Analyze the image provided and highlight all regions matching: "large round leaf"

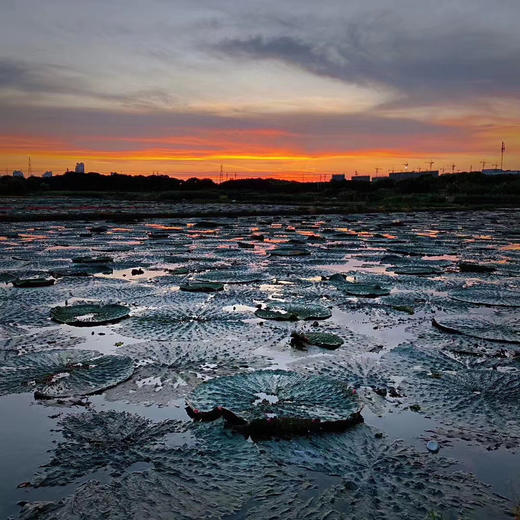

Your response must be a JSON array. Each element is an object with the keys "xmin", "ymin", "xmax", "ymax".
[
  {"xmin": 450, "ymin": 287, "xmax": 520, "ymax": 308},
  {"xmin": 51, "ymin": 303, "xmax": 130, "ymax": 326},
  {"xmin": 179, "ymin": 281, "xmax": 224, "ymax": 292},
  {"xmin": 190, "ymin": 369, "xmax": 358, "ymax": 421},
  {"xmin": 433, "ymin": 315, "xmax": 520, "ymax": 344},
  {"xmin": 0, "ymin": 349, "xmax": 134, "ymax": 398},
  {"xmin": 255, "ymin": 303, "xmax": 331, "ymax": 321}
]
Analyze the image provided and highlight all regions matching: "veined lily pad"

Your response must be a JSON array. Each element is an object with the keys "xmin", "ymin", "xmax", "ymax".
[
  {"xmin": 387, "ymin": 346, "xmax": 520, "ymax": 432},
  {"xmin": 450, "ymin": 287, "xmax": 520, "ymax": 308},
  {"xmin": 197, "ymin": 270, "xmax": 265, "ymax": 284},
  {"xmin": 20, "ymin": 424, "xmax": 264, "ymax": 520},
  {"xmin": 72, "ymin": 255, "xmax": 114, "ymax": 264},
  {"xmin": 50, "ymin": 265, "xmax": 112, "ymax": 277},
  {"xmin": 33, "ymin": 411, "xmax": 183, "ymax": 486},
  {"xmin": 255, "ymin": 303, "xmax": 331, "ymax": 321},
  {"xmin": 433, "ymin": 314, "xmax": 520, "ymax": 344},
  {"xmin": 391, "ymin": 265, "xmax": 442, "ymax": 276},
  {"xmin": 0, "ymin": 349, "xmax": 134, "ymax": 398},
  {"xmin": 251, "ymin": 426, "xmax": 509, "ymax": 520},
  {"xmin": 51, "ymin": 303, "xmax": 131, "ymax": 326},
  {"xmin": 166, "ymin": 266, "xmax": 189, "ymax": 275},
  {"xmin": 12, "ymin": 277, "xmax": 55, "ymax": 288},
  {"xmin": 119, "ymin": 302, "xmax": 248, "ymax": 342},
  {"xmin": 179, "ymin": 281, "xmax": 224, "ymax": 292},
  {"xmin": 190, "ymin": 369, "xmax": 358, "ymax": 421},
  {"xmin": 270, "ymin": 247, "xmax": 310, "ymax": 257},
  {"xmin": 328, "ymin": 274, "xmax": 390, "ymax": 297}
]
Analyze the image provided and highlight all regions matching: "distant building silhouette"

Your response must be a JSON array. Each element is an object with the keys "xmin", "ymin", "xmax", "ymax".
[
  {"xmin": 43, "ymin": 171, "xmax": 53, "ymax": 178},
  {"xmin": 389, "ymin": 170, "xmax": 439, "ymax": 181},
  {"xmin": 330, "ymin": 174, "xmax": 346, "ymax": 182},
  {"xmin": 482, "ymin": 168, "xmax": 520, "ymax": 176},
  {"xmin": 351, "ymin": 175, "xmax": 371, "ymax": 182},
  {"xmin": 75, "ymin": 162, "xmax": 85, "ymax": 173},
  {"xmin": 12, "ymin": 170, "xmax": 24, "ymax": 178}
]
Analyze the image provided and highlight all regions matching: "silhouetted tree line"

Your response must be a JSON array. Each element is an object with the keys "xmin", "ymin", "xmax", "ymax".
[{"xmin": 0, "ymin": 171, "xmax": 519, "ymax": 206}]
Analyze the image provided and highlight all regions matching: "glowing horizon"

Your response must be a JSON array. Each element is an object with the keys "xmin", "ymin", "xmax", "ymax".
[{"xmin": 1, "ymin": 1, "xmax": 519, "ymax": 181}]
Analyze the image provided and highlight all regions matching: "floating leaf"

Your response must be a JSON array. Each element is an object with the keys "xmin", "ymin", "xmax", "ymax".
[
  {"xmin": 21, "ymin": 424, "xmax": 263, "ymax": 520},
  {"xmin": 251, "ymin": 426, "xmax": 509, "ymax": 520},
  {"xmin": 0, "ymin": 349, "xmax": 134, "ymax": 398},
  {"xmin": 450, "ymin": 287, "xmax": 520, "ymax": 308},
  {"xmin": 190, "ymin": 369, "xmax": 358, "ymax": 421},
  {"xmin": 179, "ymin": 281, "xmax": 224, "ymax": 292},
  {"xmin": 270, "ymin": 247, "xmax": 310, "ymax": 257},
  {"xmin": 387, "ymin": 346, "xmax": 520, "ymax": 432},
  {"xmin": 328, "ymin": 274, "xmax": 390, "ymax": 297},
  {"xmin": 12, "ymin": 278, "xmax": 55, "ymax": 288},
  {"xmin": 196, "ymin": 270, "xmax": 265, "ymax": 284},
  {"xmin": 72, "ymin": 255, "xmax": 113, "ymax": 264},
  {"xmin": 33, "ymin": 411, "xmax": 185, "ymax": 486},
  {"xmin": 255, "ymin": 303, "xmax": 331, "ymax": 321},
  {"xmin": 391, "ymin": 265, "xmax": 442, "ymax": 275},
  {"xmin": 50, "ymin": 303, "xmax": 131, "ymax": 326},
  {"xmin": 119, "ymin": 301, "xmax": 248, "ymax": 342},
  {"xmin": 105, "ymin": 338, "xmax": 269, "ymax": 405},
  {"xmin": 0, "ymin": 329, "xmax": 85, "ymax": 354},
  {"xmin": 433, "ymin": 314, "xmax": 520, "ymax": 344}
]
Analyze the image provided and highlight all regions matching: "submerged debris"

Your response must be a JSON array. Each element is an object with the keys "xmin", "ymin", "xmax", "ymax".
[{"xmin": 290, "ymin": 331, "xmax": 344, "ymax": 350}]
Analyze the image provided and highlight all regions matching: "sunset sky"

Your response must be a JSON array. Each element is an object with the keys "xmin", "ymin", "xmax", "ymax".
[{"xmin": 1, "ymin": 0, "xmax": 519, "ymax": 180}]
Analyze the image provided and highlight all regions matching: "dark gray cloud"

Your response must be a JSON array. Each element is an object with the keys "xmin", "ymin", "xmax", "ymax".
[
  {"xmin": 215, "ymin": 11, "xmax": 520, "ymax": 101},
  {"xmin": 0, "ymin": 59, "xmax": 67, "ymax": 93}
]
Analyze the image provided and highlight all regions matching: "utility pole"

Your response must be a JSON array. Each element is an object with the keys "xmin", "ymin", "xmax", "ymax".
[
  {"xmin": 451, "ymin": 164, "xmax": 456, "ymax": 174},
  {"xmin": 219, "ymin": 164, "xmax": 223, "ymax": 184},
  {"xmin": 500, "ymin": 141, "xmax": 505, "ymax": 170},
  {"xmin": 28, "ymin": 156, "xmax": 32, "ymax": 176},
  {"xmin": 481, "ymin": 161, "xmax": 486, "ymax": 171}
]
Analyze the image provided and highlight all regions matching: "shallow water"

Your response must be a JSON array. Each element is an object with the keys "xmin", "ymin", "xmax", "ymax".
[{"xmin": 1, "ymin": 206, "xmax": 519, "ymax": 519}]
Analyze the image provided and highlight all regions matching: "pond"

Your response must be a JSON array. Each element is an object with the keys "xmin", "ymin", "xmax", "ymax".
[{"xmin": 1, "ymin": 205, "xmax": 519, "ymax": 519}]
